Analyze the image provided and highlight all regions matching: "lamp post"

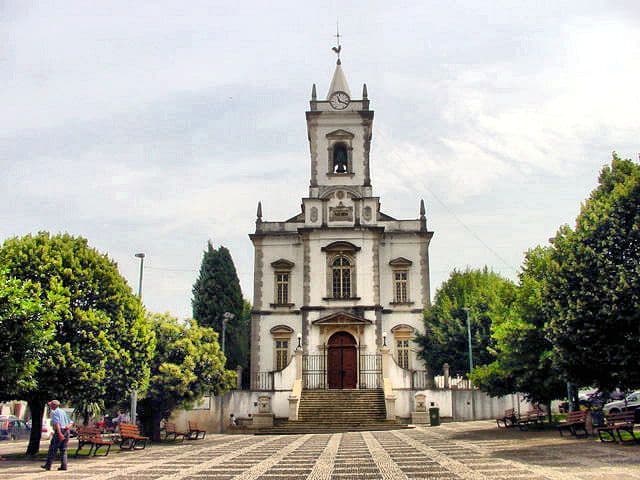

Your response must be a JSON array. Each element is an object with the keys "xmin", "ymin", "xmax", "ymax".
[
  {"xmin": 382, "ymin": 331, "xmax": 387, "ymax": 347},
  {"xmin": 222, "ymin": 312, "xmax": 234, "ymax": 355},
  {"xmin": 296, "ymin": 333, "xmax": 302, "ymax": 350},
  {"xmin": 131, "ymin": 253, "xmax": 145, "ymax": 424},
  {"xmin": 463, "ymin": 307, "xmax": 476, "ymax": 420},
  {"xmin": 463, "ymin": 308, "xmax": 473, "ymax": 373}
]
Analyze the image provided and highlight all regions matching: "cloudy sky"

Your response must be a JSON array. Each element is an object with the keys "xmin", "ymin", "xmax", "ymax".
[{"xmin": 2, "ymin": 1, "xmax": 639, "ymax": 319}]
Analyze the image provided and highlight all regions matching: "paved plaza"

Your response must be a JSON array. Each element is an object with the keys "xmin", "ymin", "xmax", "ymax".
[{"xmin": 1, "ymin": 421, "xmax": 639, "ymax": 479}]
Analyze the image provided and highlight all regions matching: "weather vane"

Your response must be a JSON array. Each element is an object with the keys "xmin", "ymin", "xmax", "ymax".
[{"xmin": 332, "ymin": 20, "xmax": 342, "ymax": 64}]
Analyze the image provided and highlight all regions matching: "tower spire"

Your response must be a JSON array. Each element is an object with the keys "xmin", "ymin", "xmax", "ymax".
[{"xmin": 331, "ymin": 20, "xmax": 342, "ymax": 64}]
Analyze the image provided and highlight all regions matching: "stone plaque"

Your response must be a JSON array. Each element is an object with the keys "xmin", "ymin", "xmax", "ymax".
[
  {"xmin": 310, "ymin": 206, "xmax": 318, "ymax": 222},
  {"xmin": 363, "ymin": 206, "xmax": 372, "ymax": 221},
  {"xmin": 329, "ymin": 202, "xmax": 353, "ymax": 222}
]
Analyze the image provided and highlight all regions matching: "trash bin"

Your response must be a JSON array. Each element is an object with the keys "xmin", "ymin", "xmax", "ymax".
[{"xmin": 429, "ymin": 407, "xmax": 440, "ymax": 426}]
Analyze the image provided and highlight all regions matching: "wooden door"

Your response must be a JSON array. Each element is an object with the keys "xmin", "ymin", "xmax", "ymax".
[{"xmin": 327, "ymin": 332, "xmax": 357, "ymax": 389}]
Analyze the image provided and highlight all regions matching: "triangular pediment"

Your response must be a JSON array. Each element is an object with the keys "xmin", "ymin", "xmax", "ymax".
[
  {"xmin": 270, "ymin": 259, "xmax": 295, "ymax": 270},
  {"xmin": 312, "ymin": 311, "xmax": 373, "ymax": 325},
  {"xmin": 326, "ymin": 129, "xmax": 355, "ymax": 139},
  {"xmin": 389, "ymin": 256, "xmax": 413, "ymax": 267}
]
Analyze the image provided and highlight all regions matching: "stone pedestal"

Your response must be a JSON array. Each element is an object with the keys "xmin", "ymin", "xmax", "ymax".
[
  {"xmin": 251, "ymin": 412, "xmax": 274, "ymax": 428},
  {"xmin": 411, "ymin": 411, "xmax": 429, "ymax": 424}
]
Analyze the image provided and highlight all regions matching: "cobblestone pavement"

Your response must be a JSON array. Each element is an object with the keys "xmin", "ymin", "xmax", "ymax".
[{"xmin": 1, "ymin": 421, "xmax": 639, "ymax": 479}]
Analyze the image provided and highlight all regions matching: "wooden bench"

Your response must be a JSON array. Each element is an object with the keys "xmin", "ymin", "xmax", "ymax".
[
  {"xmin": 119, "ymin": 423, "xmax": 149, "ymax": 450},
  {"xmin": 496, "ymin": 408, "xmax": 518, "ymax": 428},
  {"xmin": 557, "ymin": 410, "xmax": 588, "ymax": 437},
  {"xmin": 187, "ymin": 421, "xmax": 206, "ymax": 440},
  {"xmin": 162, "ymin": 422, "xmax": 187, "ymax": 442},
  {"xmin": 596, "ymin": 411, "xmax": 638, "ymax": 443},
  {"xmin": 75, "ymin": 426, "xmax": 113, "ymax": 457},
  {"xmin": 516, "ymin": 407, "xmax": 546, "ymax": 430}
]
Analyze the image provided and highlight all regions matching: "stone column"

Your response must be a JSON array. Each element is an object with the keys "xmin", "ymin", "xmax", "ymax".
[{"xmin": 443, "ymin": 363, "xmax": 450, "ymax": 389}]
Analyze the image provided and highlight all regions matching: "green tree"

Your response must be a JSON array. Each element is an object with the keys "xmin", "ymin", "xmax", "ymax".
[
  {"xmin": 546, "ymin": 154, "xmax": 640, "ymax": 390},
  {"xmin": 192, "ymin": 241, "xmax": 247, "ymax": 368},
  {"xmin": 471, "ymin": 247, "xmax": 566, "ymax": 418},
  {"xmin": 0, "ymin": 232, "xmax": 155, "ymax": 454},
  {"xmin": 416, "ymin": 267, "xmax": 516, "ymax": 377},
  {"xmin": 138, "ymin": 313, "xmax": 235, "ymax": 441},
  {"xmin": 0, "ymin": 273, "xmax": 59, "ymax": 396}
]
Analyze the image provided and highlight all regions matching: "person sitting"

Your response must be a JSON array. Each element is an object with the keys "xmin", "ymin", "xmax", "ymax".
[{"xmin": 229, "ymin": 413, "xmax": 238, "ymax": 427}]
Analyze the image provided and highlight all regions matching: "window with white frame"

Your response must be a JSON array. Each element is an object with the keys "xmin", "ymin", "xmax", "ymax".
[
  {"xmin": 270, "ymin": 259, "xmax": 294, "ymax": 307},
  {"xmin": 397, "ymin": 339, "xmax": 410, "ymax": 369},
  {"xmin": 389, "ymin": 257, "xmax": 413, "ymax": 304},
  {"xmin": 275, "ymin": 272, "xmax": 289, "ymax": 304},
  {"xmin": 275, "ymin": 339, "xmax": 289, "ymax": 371},
  {"xmin": 332, "ymin": 255, "xmax": 352, "ymax": 298},
  {"xmin": 394, "ymin": 270, "xmax": 408, "ymax": 303}
]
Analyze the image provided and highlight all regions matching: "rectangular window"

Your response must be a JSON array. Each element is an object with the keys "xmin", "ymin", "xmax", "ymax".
[
  {"xmin": 275, "ymin": 340, "xmax": 289, "ymax": 370},
  {"xmin": 276, "ymin": 273, "xmax": 289, "ymax": 304},
  {"xmin": 394, "ymin": 271, "xmax": 408, "ymax": 303},
  {"xmin": 397, "ymin": 339, "xmax": 410, "ymax": 369}
]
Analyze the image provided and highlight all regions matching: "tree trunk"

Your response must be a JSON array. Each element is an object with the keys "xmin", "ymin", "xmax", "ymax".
[
  {"xmin": 546, "ymin": 402, "xmax": 553, "ymax": 424},
  {"xmin": 26, "ymin": 398, "xmax": 45, "ymax": 456},
  {"xmin": 151, "ymin": 408, "xmax": 163, "ymax": 442}
]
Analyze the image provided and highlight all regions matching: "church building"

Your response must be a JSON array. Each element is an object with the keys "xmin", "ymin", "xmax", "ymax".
[{"xmin": 249, "ymin": 52, "xmax": 433, "ymax": 393}]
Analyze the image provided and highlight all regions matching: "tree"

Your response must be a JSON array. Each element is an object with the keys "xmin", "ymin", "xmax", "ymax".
[
  {"xmin": 137, "ymin": 313, "xmax": 235, "ymax": 441},
  {"xmin": 0, "ymin": 232, "xmax": 155, "ymax": 454},
  {"xmin": 0, "ymin": 273, "xmax": 58, "ymax": 396},
  {"xmin": 192, "ymin": 241, "xmax": 247, "ymax": 368},
  {"xmin": 471, "ymin": 247, "xmax": 566, "ymax": 418},
  {"xmin": 546, "ymin": 154, "xmax": 640, "ymax": 390},
  {"xmin": 416, "ymin": 267, "xmax": 516, "ymax": 377}
]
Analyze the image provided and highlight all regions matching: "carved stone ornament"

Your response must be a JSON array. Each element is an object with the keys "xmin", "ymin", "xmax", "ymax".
[
  {"xmin": 329, "ymin": 202, "xmax": 353, "ymax": 222},
  {"xmin": 336, "ymin": 190, "xmax": 345, "ymax": 199},
  {"xmin": 363, "ymin": 206, "xmax": 372, "ymax": 221},
  {"xmin": 310, "ymin": 206, "xmax": 318, "ymax": 222}
]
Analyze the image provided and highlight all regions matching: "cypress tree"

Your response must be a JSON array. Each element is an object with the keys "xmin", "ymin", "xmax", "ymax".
[{"xmin": 192, "ymin": 241, "xmax": 247, "ymax": 368}]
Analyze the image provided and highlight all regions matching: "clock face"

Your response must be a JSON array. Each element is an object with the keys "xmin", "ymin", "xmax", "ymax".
[{"xmin": 329, "ymin": 91, "xmax": 350, "ymax": 110}]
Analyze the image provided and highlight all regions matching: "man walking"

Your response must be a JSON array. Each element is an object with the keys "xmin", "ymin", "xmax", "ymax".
[{"xmin": 42, "ymin": 400, "xmax": 72, "ymax": 471}]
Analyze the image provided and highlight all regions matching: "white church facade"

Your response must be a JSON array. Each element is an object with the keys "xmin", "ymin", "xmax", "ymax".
[{"xmin": 249, "ymin": 55, "xmax": 433, "ymax": 395}]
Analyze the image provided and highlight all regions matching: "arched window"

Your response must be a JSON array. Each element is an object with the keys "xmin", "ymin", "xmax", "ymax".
[
  {"xmin": 332, "ymin": 255, "xmax": 352, "ymax": 298},
  {"xmin": 333, "ymin": 144, "xmax": 349, "ymax": 173}
]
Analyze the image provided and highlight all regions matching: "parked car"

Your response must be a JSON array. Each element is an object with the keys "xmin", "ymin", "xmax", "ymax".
[
  {"xmin": 603, "ymin": 390, "xmax": 640, "ymax": 415},
  {"xmin": 40, "ymin": 418, "xmax": 53, "ymax": 440},
  {"xmin": 0, "ymin": 416, "xmax": 31, "ymax": 441}
]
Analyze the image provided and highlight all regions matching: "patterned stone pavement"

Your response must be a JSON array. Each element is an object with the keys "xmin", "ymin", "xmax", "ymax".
[{"xmin": 1, "ymin": 421, "xmax": 639, "ymax": 479}]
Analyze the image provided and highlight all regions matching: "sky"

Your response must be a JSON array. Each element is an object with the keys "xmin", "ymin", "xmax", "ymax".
[{"xmin": 2, "ymin": 1, "xmax": 639, "ymax": 319}]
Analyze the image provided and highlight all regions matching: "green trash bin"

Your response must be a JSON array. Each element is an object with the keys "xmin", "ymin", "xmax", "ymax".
[{"xmin": 429, "ymin": 407, "xmax": 440, "ymax": 426}]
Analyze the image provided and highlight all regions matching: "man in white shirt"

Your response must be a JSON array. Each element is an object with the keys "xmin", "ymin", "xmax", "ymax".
[{"xmin": 42, "ymin": 400, "xmax": 72, "ymax": 471}]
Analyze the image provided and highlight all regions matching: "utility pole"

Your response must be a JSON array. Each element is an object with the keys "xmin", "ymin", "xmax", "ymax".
[{"xmin": 463, "ymin": 307, "xmax": 475, "ymax": 421}]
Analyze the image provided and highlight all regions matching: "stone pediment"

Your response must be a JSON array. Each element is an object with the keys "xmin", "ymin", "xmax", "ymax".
[
  {"xmin": 326, "ymin": 129, "xmax": 355, "ymax": 140},
  {"xmin": 271, "ymin": 259, "xmax": 295, "ymax": 270},
  {"xmin": 389, "ymin": 257, "xmax": 413, "ymax": 267},
  {"xmin": 321, "ymin": 241, "xmax": 361, "ymax": 252},
  {"xmin": 312, "ymin": 311, "xmax": 373, "ymax": 325}
]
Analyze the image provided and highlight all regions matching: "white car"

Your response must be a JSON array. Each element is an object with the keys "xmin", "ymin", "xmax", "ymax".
[
  {"xmin": 40, "ymin": 418, "xmax": 53, "ymax": 440},
  {"xmin": 603, "ymin": 390, "xmax": 640, "ymax": 415}
]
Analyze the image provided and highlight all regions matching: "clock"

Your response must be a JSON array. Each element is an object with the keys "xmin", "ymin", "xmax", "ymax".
[{"xmin": 329, "ymin": 91, "xmax": 350, "ymax": 110}]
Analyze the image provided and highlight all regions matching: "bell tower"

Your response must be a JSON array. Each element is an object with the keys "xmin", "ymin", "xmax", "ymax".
[{"xmin": 304, "ymin": 47, "xmax": 378, "ymax": 229}]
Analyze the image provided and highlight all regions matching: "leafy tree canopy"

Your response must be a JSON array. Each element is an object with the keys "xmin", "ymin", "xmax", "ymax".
[
  {"xmin": 0, "ymin": 232, "xmax": 155, "ymax": 454},
  {"xmin": 472, "ymin": 247, "xmax": 566, "ymax": 408},
  {"xmin": 138, "ymin": 312, "xmax": 236, "ymax": 440},
  {"xmin": 416, "ymin": 267, "xmax": 516, "ymax": 377},
  {"xmin": 546, "ymin": 154, "xmax": 640, "ymax": 390},
  {"xmin": 192, "ymin": 241, "xmax": 247, "ymax": 368}
]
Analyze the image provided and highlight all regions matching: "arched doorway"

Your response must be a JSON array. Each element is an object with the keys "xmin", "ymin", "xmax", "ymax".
[{"xmin": 327, "ymin": 331, "xmax": 357, "ymax": 389}]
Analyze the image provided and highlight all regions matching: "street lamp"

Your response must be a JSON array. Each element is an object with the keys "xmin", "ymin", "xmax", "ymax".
[
  {"xmin": 382, "ymin": 331, "xmax": 387, "ymax": 347},
  {"xmin": 463, "ymin": 308, "xmax": 474, "ymax": 373},
  {"xmin": 134, "ymin": 253, "xmax": 145, "ymax": 299},
  {"xmin": 296, "ymin": 333, "xmax": 302, "ymax": 350},
  {"xmin": 131, "ymin": 252, "xmax": 145, "ymax": 424},
  {"xmin": 222, "ymin": 312, "xmax": 234, "ymax": 354}
]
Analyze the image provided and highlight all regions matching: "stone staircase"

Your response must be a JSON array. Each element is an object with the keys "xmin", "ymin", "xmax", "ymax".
[{"xmin": 255, "ymin": 389, "xmax": 412, "ymax": 435}]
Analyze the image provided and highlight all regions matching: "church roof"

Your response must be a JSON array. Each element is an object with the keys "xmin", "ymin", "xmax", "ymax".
[{"xmin": 326, "ymin": 60, "xmax": 351, "ymax": 99}]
